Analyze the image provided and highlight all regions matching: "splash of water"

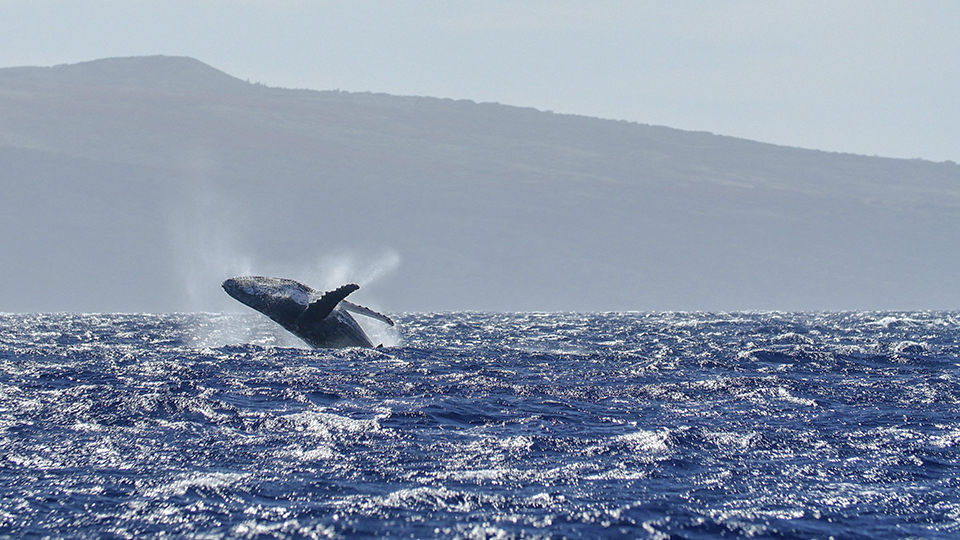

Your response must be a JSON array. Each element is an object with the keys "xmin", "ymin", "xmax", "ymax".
[
  {"xmin": 165, "ymin": 153, "xmax": 255, "ymax": 313},
  {"xmin": 165, "ymin": 154, "xmax": 401, "ymax": 347},
  {"xmin": 298, "ymin": 250, "xmax": 402, "ymax": 292}
]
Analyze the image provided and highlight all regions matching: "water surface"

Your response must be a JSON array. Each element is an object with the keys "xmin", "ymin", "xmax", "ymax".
[{"xmin": 2, "ymin": 312, "xmax": 959, "ymax": 538}]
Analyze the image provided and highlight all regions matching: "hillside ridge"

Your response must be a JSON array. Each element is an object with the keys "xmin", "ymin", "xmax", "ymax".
[{"xmin": 1, "ymin": 56, "xmax": 958, "ymax": 312}]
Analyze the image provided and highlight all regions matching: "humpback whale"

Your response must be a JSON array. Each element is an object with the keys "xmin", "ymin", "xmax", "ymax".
[{"xmin": 222, "ymin": 276, "xmax": 394, "ymax": 348}]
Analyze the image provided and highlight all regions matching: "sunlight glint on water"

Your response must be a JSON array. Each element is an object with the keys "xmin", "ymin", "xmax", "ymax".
[{"xmin": 1, "ymin": 311, "xmax": 959, "ymax": 538}]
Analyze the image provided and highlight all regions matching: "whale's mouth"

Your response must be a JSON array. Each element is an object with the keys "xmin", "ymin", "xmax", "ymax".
[{"xmin": 221, "ymin": 277, "xmax": 273, "ymax": 313}]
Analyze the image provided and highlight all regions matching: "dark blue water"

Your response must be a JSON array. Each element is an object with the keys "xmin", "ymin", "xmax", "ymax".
[{"xmin": 2, "ymin": 312, "xmax": 959, "ymax": 539}]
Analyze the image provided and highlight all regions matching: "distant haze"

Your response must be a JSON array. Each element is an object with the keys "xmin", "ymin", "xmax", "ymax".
[{"xmin": 1, "ymin": 56, "xmax": 959, "ymax": 313}]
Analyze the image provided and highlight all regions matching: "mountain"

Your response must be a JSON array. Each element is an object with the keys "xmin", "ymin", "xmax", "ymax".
[{"xmin": 2, "ymin": 56, "xmax": 959, "ymax": 312}]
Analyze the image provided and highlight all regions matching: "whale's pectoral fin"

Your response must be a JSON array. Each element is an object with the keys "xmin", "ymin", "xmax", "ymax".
[
  {"xmin": 296, "ymin": 283, "xmax": 360, "ymax": 326},
  {"xmin": 341, "ymin": 300, "xmax": 395, "ymax": 326}
]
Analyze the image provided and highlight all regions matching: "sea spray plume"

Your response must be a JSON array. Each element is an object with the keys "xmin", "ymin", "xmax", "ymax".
[
  {"xmin": 221, "ymin": 276, "xmax": 395, "ymax": 348},
  {"xmin": 167, "ymin": 171, "xmax": 253, "ymax": 312},
  {"xmin": 300, "ymin": 250, "xmax": 402, "ymax": 293}
]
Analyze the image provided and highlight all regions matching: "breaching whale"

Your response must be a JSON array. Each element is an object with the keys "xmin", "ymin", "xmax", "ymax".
[{"xmin": 222, "ymin": 276, "xmax": 394, "ymax": 348}]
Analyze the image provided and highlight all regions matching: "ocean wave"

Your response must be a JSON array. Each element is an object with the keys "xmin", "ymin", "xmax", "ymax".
[{"xmin": 2, "ymin": 311, "xmax": 959, "ymax": 538}]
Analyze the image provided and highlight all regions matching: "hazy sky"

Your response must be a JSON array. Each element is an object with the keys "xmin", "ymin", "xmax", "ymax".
[{"xmin": 3, "ymin": 1, "xmax": 958, "ymax": 163}]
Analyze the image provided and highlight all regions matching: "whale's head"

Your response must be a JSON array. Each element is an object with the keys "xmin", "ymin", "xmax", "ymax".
[
  {"xmin": 222, "ymin": 276, "xmax": 269, "ymax": 312},
  {"xmin": 222, "ymin": 276, "xmax": 315, "ymax": 323}
]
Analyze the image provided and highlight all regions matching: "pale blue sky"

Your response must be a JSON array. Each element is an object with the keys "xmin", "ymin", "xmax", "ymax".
[{"xmin": 3, "ymin": 0, "xmax": 958, "ymax": 162}]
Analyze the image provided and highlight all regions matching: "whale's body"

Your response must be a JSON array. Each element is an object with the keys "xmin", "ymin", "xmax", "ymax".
[{"xmin": 222, "ymin": 276, "xmax": 393, "ymax": 348}]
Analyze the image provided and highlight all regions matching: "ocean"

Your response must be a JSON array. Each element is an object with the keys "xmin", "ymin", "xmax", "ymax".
[{"xmin": 2, "ymin": 311, "xmax": 959, "ymax": 539}]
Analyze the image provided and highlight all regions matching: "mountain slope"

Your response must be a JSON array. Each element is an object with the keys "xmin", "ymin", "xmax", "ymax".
[{"xmin": 2, "ymin": 56, "xmax": 958, "ymax": 312}]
